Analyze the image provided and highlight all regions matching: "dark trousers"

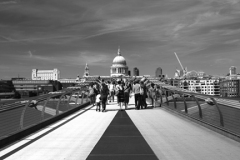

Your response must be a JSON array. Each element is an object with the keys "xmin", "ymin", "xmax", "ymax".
[
  {"xmin": 96, "ymin": 102, "xmax": 101, "ymax": 111},
  {"xmin": 101, "ymin": 95, "xmax": 107, "ymax": 110},
  {"xmin": 110, "ymin": 91, "xmax": 114, "ymax": 101},
  {"xmin": 138, "ymin": 95, "xmax": 147, "ymax": 109},
  {"xmin": 134, "ymin": 93, "xmax": 140, "ymax": 109}
]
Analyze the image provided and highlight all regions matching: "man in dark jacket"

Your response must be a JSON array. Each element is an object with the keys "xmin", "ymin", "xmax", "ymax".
[{"xmin": 100, "ymin": 79, "xmax": 109, "ymax": 112}]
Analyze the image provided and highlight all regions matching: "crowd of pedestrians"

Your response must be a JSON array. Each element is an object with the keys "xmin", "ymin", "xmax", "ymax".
[{"xmin": 88, "ymin": 78, "xmax": 162, "ymax": 112}]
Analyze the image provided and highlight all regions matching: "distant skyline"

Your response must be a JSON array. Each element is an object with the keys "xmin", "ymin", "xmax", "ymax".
[{"xmin": 1, "ymin": 0, "xmax": 240, "ymax": 79}]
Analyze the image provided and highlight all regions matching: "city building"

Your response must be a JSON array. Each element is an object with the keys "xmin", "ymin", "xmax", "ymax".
[
  {"xmin": 110, "ymin": 48, "xmax": 129, "ymax": 77},
  {"xmin": 180, "ymin": 79, "xmax": 220, "ymax": 96},
  {"xmin": 230, "ymin": 66, "xmax": 237, "ymax": 76},
  {"xmin": 167, "ymin": 79, "xmax": 181, "ymax": 88},
  {"xmin": 220, "ymin": 80, "xmax": 240, "ymax": 98},
  {"xmin": 155, "ymin": 67, "xmax": 162, "ymax": 77},
  {"xmin": 12, "ymin": 80, "xmax": 62, "ymax": 98},
  {"xmin": 83, "ymin": 63, "xmax": 90, "ymax": 77},
  {"xmin": 197, "ymin": 71, "xmax": 205, "ymax": 79},
  {"xmin": 133, "ymin": 67, "xmax": 139, "ymax": 76},
  {"xmin": 128, "ymin": 70, "xmax": 131, "ymax": 76},
  {"xmin": 0, "ymin": 80, "xmax": 16, "ymax": 99},
  {"xmin": 32, "ymin": 68, "xmax": 60, "ymax": 80}
]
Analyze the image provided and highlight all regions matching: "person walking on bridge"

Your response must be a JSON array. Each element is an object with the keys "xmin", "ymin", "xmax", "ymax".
[
  {"xmin": 148, "ymin": 83, "xmax": 155, "ymax": 108},
  {"xmin": 116, "ymin": 81, "xmax": 125, "ymax": 110},
  {"xmin": 108, "ymin": 81, "xmax": 115, "ymax": 103},
  {"xmin": 133, "ymin": 80, "xmax": 140, "ymax": 110},
  {"xmin": 124, "ymin": 81, "xmax": 131, "ymax": 109},
  {"xmin": 139, "ymin": 81, "xmax": 147, "ymax": 109},
  {"xmin": 100, "ymin": 79, "xmax": 109, "ymax": 112}
]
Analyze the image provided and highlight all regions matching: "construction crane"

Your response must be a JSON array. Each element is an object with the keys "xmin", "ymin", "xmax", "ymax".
[{"xmin": 174, "ymin": 52, "xmax": 187, "ymax": 78}]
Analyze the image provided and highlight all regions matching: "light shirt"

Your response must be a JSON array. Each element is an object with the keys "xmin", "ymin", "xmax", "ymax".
[
  {"xmin": 96, "ymin": 94, "xmax": 101, "ymax": 103},
  {"xmin": 109, "ymin": 84, "xmax": 115, "ymax": 92},
  {"xmin": 133, "ymin": 83, "xmax": 140, "ymax": 94}
]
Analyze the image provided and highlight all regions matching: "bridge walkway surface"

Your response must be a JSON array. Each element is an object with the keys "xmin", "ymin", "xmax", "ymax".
[{"xmin": 1, "ymin": 95, "xmax": 240, "ymax": 160}]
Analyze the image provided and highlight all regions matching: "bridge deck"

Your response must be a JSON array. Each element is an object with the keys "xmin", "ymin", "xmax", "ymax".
[{"xmin": 1, "ymin": 95, "xmax": 240, "ymax": 160}]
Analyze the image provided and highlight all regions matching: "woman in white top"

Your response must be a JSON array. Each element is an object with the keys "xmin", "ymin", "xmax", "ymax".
[{"xmin": 108, "ymin": 81, "xmax": 115, "ymax": 103}]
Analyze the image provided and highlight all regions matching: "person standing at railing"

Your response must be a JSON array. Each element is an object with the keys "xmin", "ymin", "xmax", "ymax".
[
  {"xmin": 93, "ymin": 83, "xmax": 99, "ymax": 106},
  {"xmin": 88, "ymin": 84, "xmax": 95, "ymax": 107},
  {"xmin": 153, "ymin": 85, "xmax": 161, "ymax": 108},
  {"xmin": 148, "ymin": 83, "xmax": 155, "ymax": 107}
]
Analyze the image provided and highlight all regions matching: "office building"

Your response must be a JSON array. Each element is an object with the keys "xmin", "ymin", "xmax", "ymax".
[
  {"xmin": 155, "ymin": 67, "xmax": 162, "ymax": 77},
  {"xmin": 133, "ymin": 67, "xmax": 139, "ymax": 76},
  {"xmin": 180, "ymin": 79, "xmax": 220, "ymax": 96},
  {"xmin": 32, "ymin": 68, "xmax": 60, "ymax": 80},
  {"xmin": 230, "ymin": 66, "xmax": 237, "ymax": 76},
  {"xmin": 128, "ymin": 70, "xmax": 131, "ymax": 76},
  {"xmin": 220, "ymin": 80, "xmax": 240, "ymax": 98},
  {"xmin": 12, "ymin": 80, "xmax": 62, "ymax": 98}
]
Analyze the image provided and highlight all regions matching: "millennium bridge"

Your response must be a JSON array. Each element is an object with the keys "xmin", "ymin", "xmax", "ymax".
[{"xmin": 1, "ymin": 79, "xmax": 240, "ymax": 160}]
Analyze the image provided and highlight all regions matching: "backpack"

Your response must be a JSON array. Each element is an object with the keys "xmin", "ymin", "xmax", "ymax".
[
  {"xmin": 101, "ymin": 84, "xmax": 109, "ymax": 96},
  {"xmin": 93, "ymin": 88, "xmax": 98, "ymax": 95}
]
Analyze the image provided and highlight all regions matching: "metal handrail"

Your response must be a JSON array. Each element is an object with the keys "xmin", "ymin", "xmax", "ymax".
[
  {"xmin": 0, "ymin": 88, "xmax": 91, "ymax": 139},
  {"xmin": 151, "ymin": 81, "xmax": 240, "ymax": 137}
]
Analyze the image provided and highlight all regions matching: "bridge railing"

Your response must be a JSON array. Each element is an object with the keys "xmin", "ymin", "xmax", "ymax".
[
  {"xmin": 152, "ymin": 82, "xmax": 240, "ymax": 138},
  {"xmin": 0, "ymin": 88, "xmax": 91, "ymax": 140}
]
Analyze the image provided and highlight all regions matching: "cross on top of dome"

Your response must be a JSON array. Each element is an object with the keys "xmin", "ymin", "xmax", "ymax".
[{"xmin": 118, "ymin": 46, "xmax": 121, "ymax": 56}]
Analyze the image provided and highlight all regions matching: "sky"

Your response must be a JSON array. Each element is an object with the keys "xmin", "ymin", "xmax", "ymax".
[{"xmin": 0, "ymin": 0, "xmax": 240, "ymax": 79}]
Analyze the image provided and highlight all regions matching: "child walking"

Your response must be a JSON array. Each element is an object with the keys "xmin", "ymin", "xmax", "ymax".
[{"xmin": 95, "ymin": 93, "xmax": 101, "ymax": 112}]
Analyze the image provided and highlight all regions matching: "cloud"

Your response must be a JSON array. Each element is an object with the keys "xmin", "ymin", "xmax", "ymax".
[
  {"xmin": 0, "ymin": 0, "xmax": 17, "ymax": 5},
  {"xmin": 224, "ymin": 39, "xmax": 240, "ymax": 44},
  {"xmin": 28, "ymin": 51, "xmax": 33, "ymax": 57},
  {"xmin": 73, "ymin": 51, "xmax": 113, "ymax": 66},
  {"xmin": 226, "ymin": 0, "xmax": 240, "ymax": 5},
  {"xmin": 215, "ymin": 58, "xmax": 234, "ymax": 64}
]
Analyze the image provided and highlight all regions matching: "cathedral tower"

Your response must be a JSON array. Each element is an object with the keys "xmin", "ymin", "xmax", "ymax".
[{"xmin": 83, "ymin": 63, "xmax": 89, "ymax": 77}]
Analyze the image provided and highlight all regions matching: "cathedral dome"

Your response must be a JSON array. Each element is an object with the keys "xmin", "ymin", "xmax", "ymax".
[
  {"xmin": 112, "ymin": 49, "xmax": 127, "ymax": 66},
  {"xmin": 110, "ymin": 48, "xmax": 129, "ymax": 77}
]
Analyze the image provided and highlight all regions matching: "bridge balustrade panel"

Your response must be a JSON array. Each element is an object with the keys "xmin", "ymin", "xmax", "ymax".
[
  {"xmin": 0, "ymin": 89, "xmax": 90, "ymax": 140},
  {"xmin": 156, "ymin": 86, "xmax": 240, "ymax": 137}
]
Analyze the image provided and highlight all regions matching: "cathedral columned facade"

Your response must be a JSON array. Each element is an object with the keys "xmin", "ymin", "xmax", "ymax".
[{"xmin": 110, "ymin": 48, "xmax": 129, "ymax": 77}]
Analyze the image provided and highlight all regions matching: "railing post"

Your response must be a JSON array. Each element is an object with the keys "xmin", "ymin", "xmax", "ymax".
[
  {"xmin": 42, "ymin": 96, "xmax": 51, "ymax": 121},
  {"xmin": 171, "ymin": 92, "xmax": 177, "ymax": 109},
  {"xmin": 193, "ymin": 95, "xmax": 202, "ymax": 118},
  {"xmin": 56, "ymin": 94, "xmax": 65, "ymax": 116},
  {"xmin": 159, "ymin": 94, "xmax": 163, "ymax": 107},
  {"xmin": 20, "ymin": 100, "xmax": 31, "ymax": 130},
  {"xmin": 182, "ymin": 94, "xmax": 188, "ymax": 113},
  {"xmin": 75, "ymin": 91, "xmax": 80, "ymax": 105},
  {"xmin": 81, "ymin": 92, "xmax": 84, "ymax": 104},
  {"xmin": 165, "ymin": 90, "xmax": 169, "ymax": 106},
  {"xmin": 87, "ymin": 91, "xmax": 90, "ymax": 103},
  {"xmin": 68, "ymin": 92, "xmax": 74, "ymax": 108},
  {"xmin": 210, "ymin": 98, "xmax": 224, "ymax": 127}
]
